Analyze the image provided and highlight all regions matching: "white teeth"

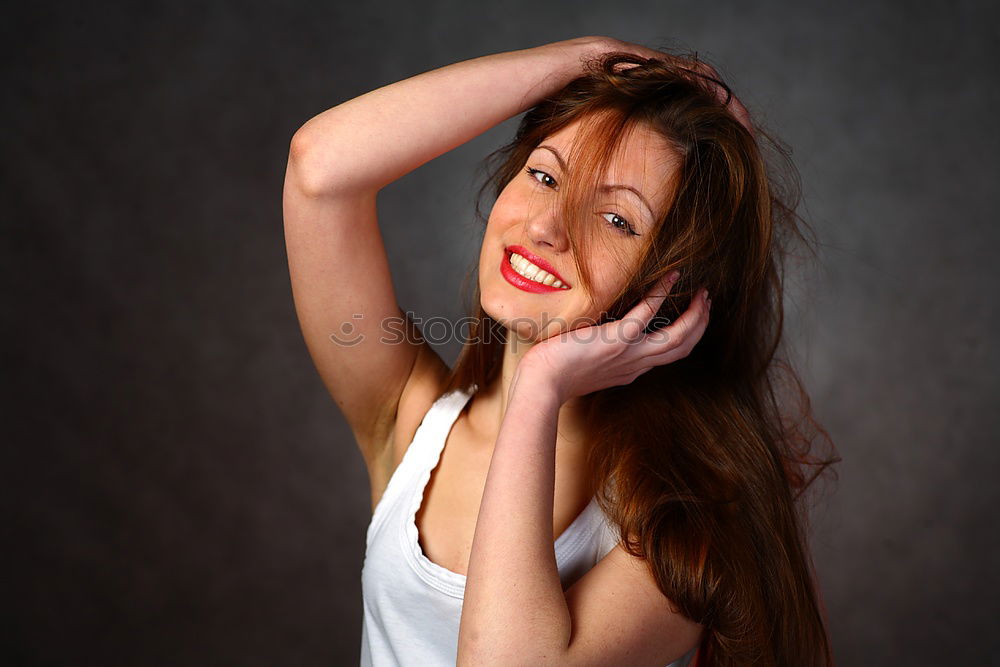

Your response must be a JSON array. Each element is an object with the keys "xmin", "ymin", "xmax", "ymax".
[{"xmin": 508, "ymin": 252, "xmax": 570, "ymax": 289}]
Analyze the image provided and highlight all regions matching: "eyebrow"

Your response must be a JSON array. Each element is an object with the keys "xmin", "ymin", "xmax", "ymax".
[{"xmin": 536, "ymin": 144, "xmax": 656, "ymax": 219}]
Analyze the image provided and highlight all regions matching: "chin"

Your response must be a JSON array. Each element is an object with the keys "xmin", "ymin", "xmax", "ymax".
[
  {"xmin": 478, "ymin": 293, "xmax": 544, "ymax": 343},
  {"xmin": 478, "ymin": 282, "xmax": 503, "ymax": 319}
]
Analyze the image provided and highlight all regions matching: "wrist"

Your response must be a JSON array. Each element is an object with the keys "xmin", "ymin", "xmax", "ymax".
[
  {"xmin": 512, "ymin": 354, "xmax": 567, "ymax": 406},
  {"xmin": 536, "ymin": 36, "xmax": 613, "ymax": 83}
]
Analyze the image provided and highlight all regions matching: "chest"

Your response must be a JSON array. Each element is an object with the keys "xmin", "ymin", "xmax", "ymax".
[{"xmin": 412, "ymin": 412, "xmax": 593, "ymax": 577}]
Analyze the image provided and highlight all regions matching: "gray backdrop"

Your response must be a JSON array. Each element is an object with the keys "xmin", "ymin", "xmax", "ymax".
[{"xmin": 4, "ymin": 1, "xmax": 997, "ymax": 665}]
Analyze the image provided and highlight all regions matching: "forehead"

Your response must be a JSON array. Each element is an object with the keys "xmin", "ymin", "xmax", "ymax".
[{"xmin": 536, "ymin": 118, "xmax": 680, "ymax": 211}]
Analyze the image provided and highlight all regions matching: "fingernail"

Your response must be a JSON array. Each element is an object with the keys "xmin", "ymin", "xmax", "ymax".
[{"xmin": 668, "ymin": 270, "xmax": 680, "ymax": 283}]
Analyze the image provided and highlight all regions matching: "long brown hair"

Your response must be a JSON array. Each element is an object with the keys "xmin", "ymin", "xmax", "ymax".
[{"xmin": 443, "ymin": 50, "xmax": 840, "ymax": 666}]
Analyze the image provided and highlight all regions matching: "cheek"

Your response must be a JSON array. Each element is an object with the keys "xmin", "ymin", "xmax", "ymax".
[
  {"xmin": 584, "ymin": 262, "xmax": 634, "ymax": 314},
  {"xmin": 479, "ymin": 213, "xmax": 505, "ymax": 267},
  {"xmin": 491, "ymin": 181, "xmax": 538, "ymax": 224},
  {"xmin": 477, "ymin": 234, "xmax": 492, "ymax": 271},
  {"xmin": 589, "ymin": 261, "xmax": 623, "ymax": 296}
]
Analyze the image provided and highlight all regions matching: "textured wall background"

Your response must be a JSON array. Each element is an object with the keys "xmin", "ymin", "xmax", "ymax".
[{"xmin": 4, "ymin": 1, "xmax": 997, "ymax": 664}]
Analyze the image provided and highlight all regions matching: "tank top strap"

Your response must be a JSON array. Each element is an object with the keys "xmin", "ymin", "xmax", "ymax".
[
  {"xmin": 400, "ymin": 384, "xmax": 477, "ymax": 481},
  {"xmin": 366, "ymin": 384, "xmax": 477, "ymax": 548}
]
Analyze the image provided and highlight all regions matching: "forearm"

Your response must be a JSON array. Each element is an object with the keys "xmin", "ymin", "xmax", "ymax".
[
  {"xmin": 457, "ymin": 359, "xmax": 572, "ymax": 664},
  {"xmin": 290, "ymin": 37, "xmax": 610, "ymax": 195}
]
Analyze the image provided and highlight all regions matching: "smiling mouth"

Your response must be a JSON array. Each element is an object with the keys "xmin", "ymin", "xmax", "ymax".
[
  {"xmin": 507, "ymin": 252, "xmax": 569, "ymax": 289},
  {"xmin": 503, "ymin": 246, "xmax": 570, "ymax": 290}
]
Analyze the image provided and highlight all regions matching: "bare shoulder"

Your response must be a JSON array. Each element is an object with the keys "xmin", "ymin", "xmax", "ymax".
[{"xmin": 366, "ymin": 340, "xmax": 450, "ymax": 513}]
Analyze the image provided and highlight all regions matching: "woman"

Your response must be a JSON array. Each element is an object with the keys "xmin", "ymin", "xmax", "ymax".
[{"xmin": 284, "ymin": 35, "xmax": 838, "ymax": 666}]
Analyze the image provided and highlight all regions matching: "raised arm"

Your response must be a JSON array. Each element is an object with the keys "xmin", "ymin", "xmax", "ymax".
[
  {"xmin": 282, "ymin": 37, "xmax": 616, "ymax": 502},
  {"xmin": 289, "ymin": 37, "xmax": 612, "ymax": 195}
]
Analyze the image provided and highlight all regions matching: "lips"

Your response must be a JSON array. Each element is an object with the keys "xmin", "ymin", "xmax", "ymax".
[
  {"xmin": 500, "ymin": 245, "xmax": 571, "ymax": 294},
  {"xmin": 506, "ymin": 245, "xmax": 569, "ymax": 285}
]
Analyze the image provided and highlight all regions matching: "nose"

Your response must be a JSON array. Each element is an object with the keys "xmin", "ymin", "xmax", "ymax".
[{"xmin": 524, "ymin": 200, "xmax": 569, "ymax": 253}]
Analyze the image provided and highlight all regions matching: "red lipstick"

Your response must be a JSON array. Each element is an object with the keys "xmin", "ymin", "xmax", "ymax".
[{"xmin": 500, "ymin": 245, "xmax": 571, "ymax": 293}]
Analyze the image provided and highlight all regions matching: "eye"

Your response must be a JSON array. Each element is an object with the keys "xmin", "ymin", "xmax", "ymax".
[
  {"xmin": 525, "ymin": 166, "xmax": 558, "ymax": 189},
  {"xmin": 601, "ymin": 212, "xmax": 640, "ymax": 236}
]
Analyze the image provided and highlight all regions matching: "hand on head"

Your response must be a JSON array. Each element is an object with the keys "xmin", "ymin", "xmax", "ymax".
[
  {"xmin": 522, "ymin": 272, "xmax": 712, "ymax": 404},
  {"xmin": 596, "ymin": 36, "xmax": 755, "ymax": 136}
]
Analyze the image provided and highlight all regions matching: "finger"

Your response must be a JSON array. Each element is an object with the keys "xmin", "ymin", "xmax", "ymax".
[
  {"xmin": 626, "ymin": 270, "xmax": 680, "ymax": 322},
  {"xmin": 677, "ymin": 60, "xmax": 753, "ymax": 134},
  {"xmin": 655, "ymin": 291, "xmax": 711, "ymax": 363},
  {"xmin": 646, "ymin": 288, "xmax": 711, "ymax": 364},
  {"xmin": 727, "ymin": 95, "xmax": 754, "ymax": 134},
  {"xmin": 641, "ymin": 287, "xmax": 710, "ymax": 356},
  {"xmin": 618, "ymin": 271, "xmax": 680, "ymax": 343}
]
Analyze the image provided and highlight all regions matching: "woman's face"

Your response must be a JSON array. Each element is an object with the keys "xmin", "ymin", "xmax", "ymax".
[{"xmin": 479, "ymin": 118, "xmax": 680, "ymax": 343}]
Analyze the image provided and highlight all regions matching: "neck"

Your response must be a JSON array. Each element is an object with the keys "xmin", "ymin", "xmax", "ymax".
[{"xmin": 465, "ymin": 329, "xmax": 588, "ymax": 456}]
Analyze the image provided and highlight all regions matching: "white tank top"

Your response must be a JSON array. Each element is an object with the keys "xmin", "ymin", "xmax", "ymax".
[{"xmin": 360, "ymin": 385, "xmax": 698, "ymax": 666}]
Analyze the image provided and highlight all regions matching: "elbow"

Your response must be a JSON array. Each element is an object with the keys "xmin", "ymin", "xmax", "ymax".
[
  {"xmin": 288, "ymin": 127, "xmax": 314, "ymax": 169},
  {"xmin": 287, "ymin": 128, "xmax": 337, "ymax": 198},
  {"xmin": 287, "ymin": 127, "xmax": 377, "ymax": 198}
]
